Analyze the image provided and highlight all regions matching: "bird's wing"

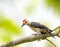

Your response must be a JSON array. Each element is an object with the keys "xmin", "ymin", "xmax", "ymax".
[{"xmin": 30, "ymin": 22, "xmax": 47, "ymax": 28}]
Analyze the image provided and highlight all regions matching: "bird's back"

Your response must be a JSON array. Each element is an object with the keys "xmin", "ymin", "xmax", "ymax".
[{"xmin": 30, "ymin": 22, "xmax": 49, "ymax": 29}]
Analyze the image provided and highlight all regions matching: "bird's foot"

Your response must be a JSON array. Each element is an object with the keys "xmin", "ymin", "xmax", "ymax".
[{"xmin": 32, "ymin": 33, "xmax": 40, "ymax": 36}]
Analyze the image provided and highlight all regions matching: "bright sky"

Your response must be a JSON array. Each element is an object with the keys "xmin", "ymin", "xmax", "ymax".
[{"xmin": 0, "ymin": 0, "xmax": 60, "ymax": 47}]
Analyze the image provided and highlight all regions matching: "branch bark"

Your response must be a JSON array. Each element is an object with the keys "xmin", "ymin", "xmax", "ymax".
[{"xmin": 0, "ymin": 30, "xmax": 60, "ymax": 47}]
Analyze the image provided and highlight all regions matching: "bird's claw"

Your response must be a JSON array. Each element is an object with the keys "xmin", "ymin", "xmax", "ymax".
[{"xmin": 32, "ymin": 33, "xmax": 40, "ymax": 36}]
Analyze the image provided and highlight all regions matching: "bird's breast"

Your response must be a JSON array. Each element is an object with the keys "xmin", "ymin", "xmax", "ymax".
[{"xmin": 29, "ymin": 26, "xmax": 41, "ymax": 33}]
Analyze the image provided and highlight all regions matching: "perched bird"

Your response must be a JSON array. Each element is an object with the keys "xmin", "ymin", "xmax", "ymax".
[{"xmin": 21, "ymin": 19, "xmax": 55, "ymax": 38}]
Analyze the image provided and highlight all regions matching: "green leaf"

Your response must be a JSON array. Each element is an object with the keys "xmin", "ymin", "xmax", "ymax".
[
  {"xmin": 0, "ymin": 16, "xmax": 22, "ymax": 42},
  {"xmin": 0, "ymin": 18, "xmax": 22, "ymax": 34},
  {"xmin": 45, "ymin": 0, "xmax": 60, "ymax": 15}
]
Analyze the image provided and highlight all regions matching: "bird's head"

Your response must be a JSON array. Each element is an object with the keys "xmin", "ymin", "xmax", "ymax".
[{"xmin": 21, "ymin": 19, "xmax": 29, "ymax": 27}]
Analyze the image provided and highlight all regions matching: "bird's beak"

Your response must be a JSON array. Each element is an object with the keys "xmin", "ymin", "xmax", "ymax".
[{"xmin": 21, "ymin": 23, "xmax": 25, "ymax": 27}]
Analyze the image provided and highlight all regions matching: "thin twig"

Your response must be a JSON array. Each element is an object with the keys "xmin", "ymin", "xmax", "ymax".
[{"xmin": 46, "ymin": 38, "xmax": 56, "ymax": 47}]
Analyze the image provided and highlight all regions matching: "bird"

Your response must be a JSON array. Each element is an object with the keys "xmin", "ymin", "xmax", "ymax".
[{"xmin": 21, "ymin": 19, "xmax": 55, "ymax": 38}]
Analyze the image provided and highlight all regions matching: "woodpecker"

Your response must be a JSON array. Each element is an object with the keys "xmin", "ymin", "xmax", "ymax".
[{"xmin": 21, "ymin": 19, "xmax": 55, "ymax": 38}]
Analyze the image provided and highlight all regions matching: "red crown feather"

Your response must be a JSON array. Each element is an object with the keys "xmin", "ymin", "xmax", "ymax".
[{"xmin": 23, "ymin": 19, "xmax": 27, "ymax": 23}]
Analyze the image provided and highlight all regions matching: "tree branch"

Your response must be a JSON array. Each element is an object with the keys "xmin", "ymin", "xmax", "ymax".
[{"xmin": 0, "ymin": 30, "xmax": 60, "ymax": 47}]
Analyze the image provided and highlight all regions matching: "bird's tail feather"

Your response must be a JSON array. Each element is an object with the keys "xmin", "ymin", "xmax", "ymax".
[{"xmin": 47, "ymin": 29, "xmax": 55, "ymax": 39}]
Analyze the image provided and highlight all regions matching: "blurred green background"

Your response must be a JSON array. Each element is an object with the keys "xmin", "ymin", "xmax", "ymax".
[{"xmin": 0, "ymin": 0, "xmax": 60, "ymax": 47}]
